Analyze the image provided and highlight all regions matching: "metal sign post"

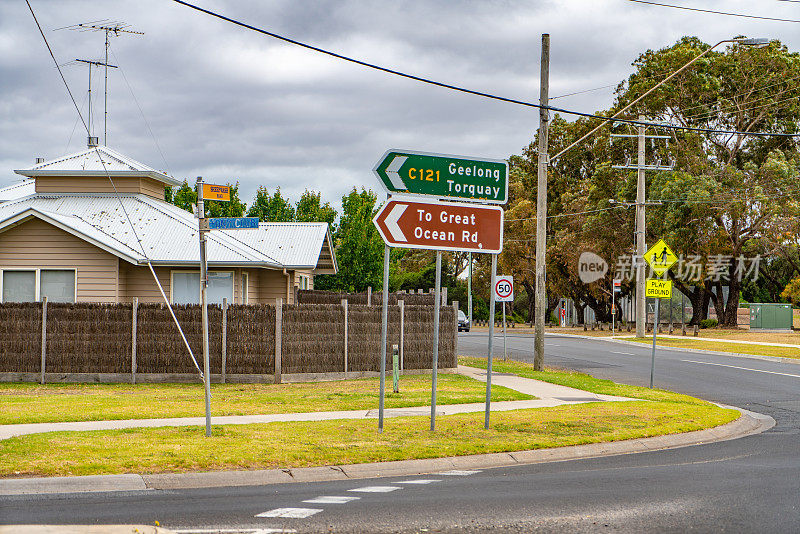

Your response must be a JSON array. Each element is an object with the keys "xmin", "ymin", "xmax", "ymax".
[
  {"xmin": 378, "ymin": 244, "xmax": 390, "ymax": 432},
  {"xmin": 430, "ymin": 251, "xmax": 443, "ymax": 431},
  {"xmin": 195, "ymin": 177, "xmax": 212, "ymax": 438},
  {"xmin": 494, "ymin": 276, "xmax": 513, "ymax": 362},
  {"xmin": 484, "ymin": 254, "xmax": 498, "ymax": 429},
  {"xmin": 643, "ymin": 240, "xmax": 677, "ymax": 389}
]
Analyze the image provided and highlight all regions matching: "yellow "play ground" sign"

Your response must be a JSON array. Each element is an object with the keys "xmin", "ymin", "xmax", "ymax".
[{"xmin": 646, "ymin": 279, "xmax": 672, "ymax": 299}]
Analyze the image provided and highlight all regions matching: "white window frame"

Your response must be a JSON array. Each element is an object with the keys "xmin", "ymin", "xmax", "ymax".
[
  {"xmin": 241, "ymin": 272, "xmax": 249, "ymax": 304},
  {"xmin": 170, "ymin": 269, "xmax": 235, "ymax": 304},
  {"xmin": 0, "ymin": 268, "xmax": 78, "ymax": 303}
]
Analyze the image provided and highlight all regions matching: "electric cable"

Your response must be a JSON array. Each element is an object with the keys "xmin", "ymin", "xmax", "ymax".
[
  {"xmin": 627, "ymin": 0, "xmax": 800, "ymax": 23},
  {"xmin": 170, "ymin": 0, "xmax": 800, "ymax": 139}
]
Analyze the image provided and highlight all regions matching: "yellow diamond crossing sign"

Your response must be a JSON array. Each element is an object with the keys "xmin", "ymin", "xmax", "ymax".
[{"xmin": 643, "ymin": 239, "xmax": 678, "ymax": 276}]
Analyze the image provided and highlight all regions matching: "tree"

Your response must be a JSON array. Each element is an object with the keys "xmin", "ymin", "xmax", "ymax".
[
  {"xmin": 295, "ymin": 189, "xmax": 338, "ymax": 231},
  {"xmin": 247, "ymin": 187, "xmax": 295, "ymax": 222},
  {"xmin": 315, "ymin": 188, "xmax": 384, "ymax": 292},
  {"xmin": 616, "ymin": 37, "xmax": 800, "ymax": 325}
]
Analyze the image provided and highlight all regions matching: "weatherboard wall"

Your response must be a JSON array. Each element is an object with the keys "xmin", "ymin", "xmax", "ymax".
[
  {"xmin": 34, "ymin": 176, "xmax": 167, "ymax": 200},
  {"xmin": 0, "ymin": 218, "xmax": 119, "ymax": 303}
]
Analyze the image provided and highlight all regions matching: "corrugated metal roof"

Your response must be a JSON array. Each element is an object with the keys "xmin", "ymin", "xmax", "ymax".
[
  {"xmin": 0, "ymin": 179, "xmax": 35, "ymax": 202},
  {"xmin": 13, "ymin": 146, "xmax": 179, "ymax": 186},
  {"xmin": 0, "ymin": 193, "xmax": 332, "ymax": 269}
]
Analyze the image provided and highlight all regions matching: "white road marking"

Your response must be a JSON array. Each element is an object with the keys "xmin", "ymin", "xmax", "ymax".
[
  {"xmin": 397, "ymin": 479, "xmax": 441, "ymax": 484},
  {"xmin": 348, "ymin": 485, "xmax": 401, "ymax": 493},
  {"xmin": 681, "ymin": 359, "xmax": 800, "ymax": 378},
  {"xmin": 175, "ymin": 529, "xmax": 296, "ymax": 533},
  {"xmin": 611, "ymin": 351, "xmax": 634, "ymax": 355},
  {"xmin": 303, "ymin": 495, "xmax": 360, "ymax": 504},
  {"xmin": 255, "ymin": 507, "xmax": 322, "ymax": 518},
  {"xmin": 439, "ymin": 470, "xmax": 481, "ymax": 476}
]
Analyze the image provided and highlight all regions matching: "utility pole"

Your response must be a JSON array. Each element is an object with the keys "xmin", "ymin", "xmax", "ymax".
[
  {"xmin": 534, "ymin": 33, "xmax": 549, "ymax": 371},
  {"xmin": 611, "ymin": 119, "xmax": 673, "ymax": 337},
  {"xmin": 636, "ymin": 116, "xmax": 646, "ymax": 338}
]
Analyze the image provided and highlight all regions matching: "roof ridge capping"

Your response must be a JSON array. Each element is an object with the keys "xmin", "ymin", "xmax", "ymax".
[{"xmin": 13, "ymin": 145, "xmax": 180, "ymax": 186}]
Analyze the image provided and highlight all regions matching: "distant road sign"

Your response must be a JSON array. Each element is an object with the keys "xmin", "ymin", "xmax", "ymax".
[
  {"xmin": 646, "ymin": 279, "xmax": 672, "ymax": 299},
  {"xmin": 373, "ymin": 149, "xmax": 508, "ymax": 204},
  {"xmin": 613, "ymin": 279, "xmax": 622, "ymax": 292},
  {"xmin": 373, "ymin": 198, "xmax": 503, "ymax": 253},
  {"xmin": 202, "ymin": 183, "xmax": 230, "ymax": 202},
  {"xmin": 208, "ymin": 217, "xmax": 259, "ymax": 230},
  {"xmin": 495, "ymin": 276, "xmax": 514, "ymax": 302},
  {"xmin": 643, "ymin": 239, "xmax": 678, "ymax": 275}
]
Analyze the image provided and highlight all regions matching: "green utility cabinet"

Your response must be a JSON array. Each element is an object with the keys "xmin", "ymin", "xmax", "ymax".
[{"xmin": 750, "ymin": 303, "xmax": 793, "ymax": 330}]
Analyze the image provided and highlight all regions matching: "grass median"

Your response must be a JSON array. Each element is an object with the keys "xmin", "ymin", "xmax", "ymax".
[
  {"xmin": 0, "ymin": 374, "xmax": 530, "ymax": 425},
  {"xmin": 0, "ymin": 359, "xmax": 738, "ymax": 478},
  {"xmin": 621, "ymin": 337, "xmax": 800, "ymax": 359}
]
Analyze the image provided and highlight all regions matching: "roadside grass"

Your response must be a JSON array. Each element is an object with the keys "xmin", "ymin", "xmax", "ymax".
[
  {"xmin": 0, "ymin": 400, "xmax": 737, "ymax": 477},
  {"xmin": 0, "ymin": 374, "xmax": 530, "ymax": 425},
  {"xmin": 0, "ymin": 359, "xmax": 739, "ymax": 477},
  {"xmin": 458, "ymin": 357, "xmax": 710, "ymax": 404},
  {"xmin": 621, "ymin": 337, "xmax": 800, "ymax": 359}
]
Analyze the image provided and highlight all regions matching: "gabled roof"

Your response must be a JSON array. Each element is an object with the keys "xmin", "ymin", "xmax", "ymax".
[
  {"xmin": 0, "ymin": 193, "xmax": 336, "ymax": 271},
  {"xmin": 0, "ymin": 179, "xmax": 35, "ymax": 202},
  {"xmin": 14, "ymin": 146, "xmax": 180, "ymax": 186}
]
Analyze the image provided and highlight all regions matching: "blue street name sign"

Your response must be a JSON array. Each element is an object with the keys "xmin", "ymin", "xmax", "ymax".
[{"xmin": 208, "ymin": 217, "xmax": 260, "ymax": 230}]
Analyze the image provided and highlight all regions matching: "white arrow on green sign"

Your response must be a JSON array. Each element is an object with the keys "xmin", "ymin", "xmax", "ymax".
[{"xmin": 373, "ymin": 149, "xmax": 508, "ymax": 204}]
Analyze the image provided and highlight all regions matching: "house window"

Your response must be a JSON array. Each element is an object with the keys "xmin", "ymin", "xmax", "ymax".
[
  {"xmin": 2, "ymin": 271, "xmax": 35, "ymax": 302},
  {"xmin": 40, "ymin": 270, "xmax": 76, "ymax": 303},
  {"xmin": 241, "ymin": 273, "xmax": 249, "ymax": 304},
  {"xmin": 1, "ymin": 269, "xmax": 76, "ymax": 303},
  {"xmin": 171, "ymin": 271, "xmax": 234, "ymax": 305}
]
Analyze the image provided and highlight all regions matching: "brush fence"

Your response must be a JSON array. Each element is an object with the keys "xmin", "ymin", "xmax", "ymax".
[{"xmin": 0, "ymin": 301, "xmax": 456, "ymax": 383}]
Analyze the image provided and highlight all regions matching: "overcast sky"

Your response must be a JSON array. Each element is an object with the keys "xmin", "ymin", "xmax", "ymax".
[{"xmin": 2, "ymin": 0, "xmax": 799, "ymax": 214}]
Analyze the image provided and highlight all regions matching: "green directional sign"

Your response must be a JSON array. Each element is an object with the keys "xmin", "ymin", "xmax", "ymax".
[{"xmin": 373, "ymin": 149, "xmax": 508, "ymax": 204}]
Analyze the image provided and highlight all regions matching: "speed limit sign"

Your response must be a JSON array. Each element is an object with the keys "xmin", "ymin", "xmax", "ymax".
[{"xmin": 494, "ymin": 276, "xmax": 514, "ymax": 302}]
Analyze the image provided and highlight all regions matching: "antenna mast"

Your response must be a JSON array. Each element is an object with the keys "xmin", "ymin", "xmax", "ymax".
[
  {"xmin": 59, "ymin": 20, "xmax": 144, "ymax": 146},
  {"xmin": 75, "ymin": 58, "xmax": 117, "ymax": 147}
]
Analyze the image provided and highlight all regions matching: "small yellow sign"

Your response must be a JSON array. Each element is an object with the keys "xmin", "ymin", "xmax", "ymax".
[
  {"xmin": 643, "ymin": 239, "xmax": 678, "ymax": 276},
  {"xmin": 646, "ymin": 279, "xmax": 672, "ymax": 299},
  {"xmin": 202, "ymin": 183, "xmax": 230, "ymax": 202}
]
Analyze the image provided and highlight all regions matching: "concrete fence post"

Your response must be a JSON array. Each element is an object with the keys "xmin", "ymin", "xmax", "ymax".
[
  {"xmin": 342, "ymin": 298, "xmax": 349, "ymax": 374},
  {"xmin": 442, "ymin": 287, "xmax": 448, "ymax": 306},
  {"xmin": 222, "ymin": 297, "xmax": 228, "ymax": 384},
  {"xmin": 131, "ymin": 297, "xmax": 138, "ymax": 384},
  {"xmin": 693, "ymin": 324, "xmax": 699, "ymax": 337},
  {"xmin": 367, "ymin": 286, "xmax": 372, "ymax": 306},
  {"xmin": 40, "ymin": 296, "xmax": 47, "ymax": 385},
  {"xmin": 275, "ymin": 298, "xmax": 283, "ymax": 384},
  {"xmin": 398, "ymin": 299, "xmax": 404, "ymax": 371}
]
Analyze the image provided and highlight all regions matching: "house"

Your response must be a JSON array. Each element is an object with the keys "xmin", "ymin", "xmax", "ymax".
[{"xmin": 0, "ymin": 145, "xmax": 337, "ymax": 305}]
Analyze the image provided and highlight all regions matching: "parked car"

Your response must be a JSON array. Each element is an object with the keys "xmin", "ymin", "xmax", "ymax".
[{"xmin": 458, "ymin": 310, "xmax": 470, "ymax": 332}]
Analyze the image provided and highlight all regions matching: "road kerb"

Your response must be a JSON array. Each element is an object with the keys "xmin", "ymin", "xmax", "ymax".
[{"xmin": 0, "ymin": 407, "xmax": 773, "ymax": 495}]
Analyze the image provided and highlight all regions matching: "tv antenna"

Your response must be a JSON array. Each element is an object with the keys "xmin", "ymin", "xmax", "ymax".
[{"xmin": 57, "ymin": 20, "xmax": 144, "ymax": 146}]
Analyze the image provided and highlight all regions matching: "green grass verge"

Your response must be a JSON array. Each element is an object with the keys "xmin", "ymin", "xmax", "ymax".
[
  {"xmin": 622, "ymin": 337, "xmax": 800, "ymax": 359},
  {"xmin": 0, "ymin": 374, "xmax": 530, "ymax": 425},
  {"xmin": 0, "ymin": 360, "xmax": 738, "ymax": 478}
]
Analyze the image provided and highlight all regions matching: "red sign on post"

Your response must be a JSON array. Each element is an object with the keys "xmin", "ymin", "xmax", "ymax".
[{"xmin": 373, "ymin": 198, "xmax": 503, "ymax": 253}]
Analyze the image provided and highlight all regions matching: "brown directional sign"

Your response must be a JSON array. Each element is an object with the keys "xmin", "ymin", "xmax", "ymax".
[{"xmin": 373, "ymin": 198, "xmax": 503, "ymax": 253}]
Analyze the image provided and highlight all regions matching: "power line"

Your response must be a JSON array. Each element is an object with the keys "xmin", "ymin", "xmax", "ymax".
[
  {"xmin": 628, "ymin": 0, "xmax": 800, "ymax": 23},
  {"xmin": 170, "ymin": 0, "xmax": 800, "ymax": 139}
]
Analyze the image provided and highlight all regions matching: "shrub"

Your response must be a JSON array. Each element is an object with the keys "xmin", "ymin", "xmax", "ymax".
[{"xmin": 700, "ymin": 319, "xmax": 718, "ymax": 329}]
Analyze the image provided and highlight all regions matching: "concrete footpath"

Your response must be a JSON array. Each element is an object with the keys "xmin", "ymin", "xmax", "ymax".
[{"xmin": 0, "ymin": 365, "xmax": 774, "ymax": 496}]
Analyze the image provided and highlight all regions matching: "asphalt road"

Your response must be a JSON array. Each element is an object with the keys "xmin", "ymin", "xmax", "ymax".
[{"xmin": 2, "ymin": 332, "xmax": 799, "ymax": 533}]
